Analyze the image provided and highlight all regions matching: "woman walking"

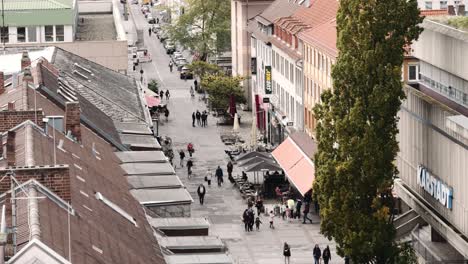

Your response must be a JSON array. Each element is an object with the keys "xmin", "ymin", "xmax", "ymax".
[
  {"xmin": 283, "ymin": 242, "xmax": 291, "ymax": 264},
  {"xmin": 205, "ymin": 169, "xmax": 212, "ymax": 186}
]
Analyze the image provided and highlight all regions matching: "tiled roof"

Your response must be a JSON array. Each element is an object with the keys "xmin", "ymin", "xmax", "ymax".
[
  {"xmin": 259, "ymin": 0, "xmax": 302, "ymax": 24},
  {"xmin": 3, "ymin": 0, "xmax": 71, "ymax": 11},
  {"xmin": 9, "ymin": 121, "xmax": 165, "ymax": 263},
  {"xmin": 299, "ymin": 19, "xmax": 337, "ymax": 57},
  {"xmin": 292, "ymin": 0, "xmax": 339, "ymax": 30}
]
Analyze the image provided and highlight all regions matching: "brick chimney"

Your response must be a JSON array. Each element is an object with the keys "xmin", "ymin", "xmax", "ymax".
[
  {"xmin": 65, "ymin": 102, "xmax": 81, "ymax": 142},
  {"xmin": 0, "ymin": 71, "xmax": 4, "ymax": 95},
  {"xmin": 448, "ymin": 5, "xmax": 456, "ymax": 15},
  {"xmin": 21, "ymin": 51, "xmax": 31, "ymax": 71},
  {"xmin": 7, "ymin": 102, "xmax": 14, "ymax": 111},
  {"xmin": 23, "ymin": 67, "xmax": 33, "ymax": 83},
  {"xmin": 34, "ymin": 60, "xmax": 43, "ymax": 86},
  {"xmin": 6, "ymin": 131, "xmax": 15, "ymax": 167}
]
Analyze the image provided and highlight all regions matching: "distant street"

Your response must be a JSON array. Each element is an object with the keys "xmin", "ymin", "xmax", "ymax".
[{"xmin": 127, "ymin": 3, "xmax": 343, "ymax": 263}]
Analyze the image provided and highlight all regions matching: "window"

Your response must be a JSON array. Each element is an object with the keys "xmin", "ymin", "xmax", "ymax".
[
  {"xmin": 45, "ymin": 26, "xmax": 54, "ymax": 42},
  {"xmin": 440, "ymin": 1, "xmax": 448, "ymax": 9},
  {"xmin": 408, "ymin": 64, "xmax": 419, "ymax": 81},
  {"xmin": 0, "ymin": 27, "xmax": 8, "ymax": 44},
  {"xmin": 55, "ymin": 25, "xmax": 64, "ymax": 41},
  {"xmin": 27, "ymin": 27, "xmax": 36, "ymax": 42},
  {"xmin": 17, "ymin": 27, "xmax": 26, "ymax": 42},
  {"xmin": 425, "ymin": 1, "xmax": 432, "ymax": 9},
  {"xmin": 290, "ymin": 64, "xmax": 294, "ymax": 83}
]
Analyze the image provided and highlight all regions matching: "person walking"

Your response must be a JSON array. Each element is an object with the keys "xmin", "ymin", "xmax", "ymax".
[
  {"xmin": 322, "ymin": 245, "xmax": 331, "ymax": 264},
  {"xmin": 283, "ymin": 243, "xmax": 291, "ymax": 264},
  {"xmin": 165, "ymin": 90, "xmax": 170, "ymax": 100},
  {"xmin": 227, "ymin": 161, "xmax": 233, "ymax": 180},
  {"xmin": 195, "ymin": 110, "xmax": 201, "ymax": 126},
  {"xmin": 247, "ymin": 208, "xmax": 255, "ymax": 232},
  {"xmin": 295, "ymin": 199, "xmax": 303, "ymax": 219},
  {"xmin": 201, "ymin": 112, "xmax": 207, "ymax": 127},
  {"xmin": 179, "ymin": 150, "xmax": 185, "ymax": 167},
  {"xmin": 187, "ymin": 143, "xmax": 194, "ymax": 157},
  {"xmin": 192, "ymin": 112, "xmax": 196, "ymax": 127},
  {"xmin": 255, "ymin": 216, "xmax": 262, "ymax": 231},
  {"xmin": 186, "ymin": 159, "xmax": 193, "ymax": 179},
  {"xmin": 148, "ymin": 27, "xmax": 152, "ymax": 36},
  {"xmin": 194, "ymin": 79, "xmax": 198, "ymax": 90},
  {"xmin": 160, "ymin": 90, "xmax": 164, "ymax": 99},
  {"xmin": 285, "ymin": 206, "xmax": 291, "ymax": 222},
  {"xmin": 269, "ymin": 211, "xmax": 275, "ymax": 229},
  {"xmin": 169, "ymin": 61, "xmax": 173, "ymax": 72},
  {"xmin": 197, "ymin": 184, "xmax": 206, "ymax": 205},
  {"xmin": 215, "ymin": 166, "xmax": 224, "ymax": 186},
  {"xmin": 242, "ymin": 209, "xmax": 249, "ymax": 232},
  {"xmin": 303, "ymin": 203, "xmax": 313, "ymax": 224},
  {"xmin": 164, "ymin": 108, "xmax": 169, "ymax": 121},
  {"xmin": 313, "ymin": 244, "xmax": 321, "ymax": 264},
  {"xmin": 205, "ymin": 169, "xmax": 212, "ymax": 186}
]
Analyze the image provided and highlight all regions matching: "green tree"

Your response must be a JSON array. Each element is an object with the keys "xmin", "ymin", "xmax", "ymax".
[
  {"xmin": 201, "ymin": 75, "xmax": 245, "ymax": 111},
  {"xmin": 187, "ymin": 61, "xmax": 222, "ymax": 80},
  {"xmin": 312, "ymin": 1, "xmax": 423, "ymax": 263},
  {"xmin": 166, "ymin": 0, "xmax": 230, "ymax": 61},
  {"xmin": 148, "ymin": 79, "xmax": 159, "ymax": 94}
]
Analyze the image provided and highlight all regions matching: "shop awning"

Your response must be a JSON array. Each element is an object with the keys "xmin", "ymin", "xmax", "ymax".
[
  {"xmin": 272, "ymin": 133, "xmax": 316, "ymax": 196},
  {"xmin": 145, "ymin": 95, "xmax": 160, "ymax": 107}
]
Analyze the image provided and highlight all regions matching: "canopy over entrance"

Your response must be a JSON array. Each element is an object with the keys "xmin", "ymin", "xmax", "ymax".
[{"xmin": 272, "ymin": 132, "xmax": 317, "ymax": 196}]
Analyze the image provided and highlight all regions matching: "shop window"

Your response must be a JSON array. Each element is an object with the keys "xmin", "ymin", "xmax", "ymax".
[
  {"xmin": 425, "ymin": 1, "xmax": 432, "ymax": 9},
  {"xmin": 0, "ymin": 27, "xmax": 8, "ymax": 44},
  {"xmin": 55, "ymin": 25, "xmax": 64, "ymax": 41},
  {"xmin": 45, "ymin": 26, "xmax": 54, "ymax": 42},
  {"xmin": 27, "ymin": 27, "xmax": 37, "ymax": 42},
  {"xmin": 17, "ymin": 27, "xmax": 26, "ymax": 42},
  {"xmin": 440, "ymin": 1, "xmax": 448, "ymax": 9}
]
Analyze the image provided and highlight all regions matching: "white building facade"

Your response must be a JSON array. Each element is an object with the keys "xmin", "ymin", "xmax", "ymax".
[{"xmin": 417, "ymin": 0, "xmax": 467, "ymax": 9}]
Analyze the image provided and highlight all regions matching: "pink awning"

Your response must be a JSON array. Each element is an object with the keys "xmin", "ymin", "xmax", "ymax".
[
  {"xmin": 272, "ymin": 137, "xmax": 315, "ymax": 196},
  {"xmin": 145, "ymin": 95, "xmax": 160, "ymax": 108}
]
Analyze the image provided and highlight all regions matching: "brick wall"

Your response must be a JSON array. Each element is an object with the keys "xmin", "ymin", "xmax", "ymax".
[
  {"xmin": 65, "ymin": 102, "xmax": 81, "ymax": 142},
  {"xmin": 0, "ymin": 166, "xmax": 71, "ymax": 202},
  {"xmin": 0, "ymin": 71, "xmax": 4, "ymax": 95},
  {"xmin": 0, "ymin": 110, "xmax": 45, "ymax": 132}
]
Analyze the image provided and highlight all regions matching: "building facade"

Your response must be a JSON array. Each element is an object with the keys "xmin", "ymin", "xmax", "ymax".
[
  {"xmin": 395, "ymin": 17, "xmax": 468, "ymax": 262},
  {"xmin": 231, "ymin": 0, "xmax": 273, "ymax": 110},
  {"xmin": 299, "ymin": 18, "xmax": 336, "ymax": 138},
  {"xmin": 417, "ymin": 0, "xmax": 467, "ymax": 10},
  {"xmin": 0, "ymin": 0, "xmax": 78, "ymax": 45}
]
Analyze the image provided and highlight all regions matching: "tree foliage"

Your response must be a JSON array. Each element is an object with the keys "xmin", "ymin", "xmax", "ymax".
[
  {"xmin": 148, "ymin": 79, "xmax": 159, "ymax": 94},
  {"xmin": 187, "ymin": 61, "xmax": 222, "ymax": 79},
  {"xmin": 166, "ymin": 0, "xmax": 230, "ymax": 61},
  {"xmin": 312, "ymin": 0, "xmax": 423, "ymax": 263},
  {"xmin": 201, "ymin": 75, "xmax": 246, "ymax": 111}
]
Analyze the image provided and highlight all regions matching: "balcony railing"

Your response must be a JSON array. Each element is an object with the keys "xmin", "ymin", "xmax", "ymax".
[{"xmin": 420, "ymin": 74, "xmax": 468, "ymax": 108}]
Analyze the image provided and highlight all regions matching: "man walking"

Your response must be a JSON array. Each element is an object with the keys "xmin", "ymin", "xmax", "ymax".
[
  {"xmin": 322, "ymin": 246, "xmax": 332, "ymax": 264},
  {"xmin": 215, "ymin": 166, "xmax": 224, "ymax": 186},
  {"xmin": 227, "ymin": 161, "xmax": 233, "ymax": 182},
  {"xmin": 192, "ymin": 112, "xmax": 196, "ymax": 127},
  {"xmin": 295, "ymin": 199, "xmax": 302, "ymax": 219},
  {"xmin": 201, "ymin": 112, "xmax": 207, "ymax": 127},
  {"xmin": 179, "ymin": 150, "xmax": 185, "ymax": 167},
  {"xmin": 197, "ymin": 184, "xmax": 206, "ymax": 205},
  {"xmin": 165, "ymin": 90, "xmax": 170, "ymax": 100},
  {"xmin": 169, "ymin": 61, "xmax": 173, "ymax": 72},
  {"xmin": 303, "ymin": 203, "xmax": 313, "ymax": 224},
  {"xmin": 164, "ymin": 108, "xmax": 169, "ymax": 121},
  {"xmin": 196, "ymin": 110, "xmax": 201, "ymax": 126},
  {"xmin": 187, "ymin": 159, "xmax": 193, "ymax": 179},
  {"xmin": 148, "ymin": 27, "xmax": 152, "ymax": 36}
]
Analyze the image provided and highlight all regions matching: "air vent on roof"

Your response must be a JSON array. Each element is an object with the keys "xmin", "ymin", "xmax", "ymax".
[
  {"xmin": 74, "ymin": 63, "xmax": 94, "ymax": 76},
  {"xmin": 95, "ymin": 192, "xmax": 138, "ymax": 227},
  {"xmin": 72, "ymin": 70, "xmax": 91, "ymax": 82}
]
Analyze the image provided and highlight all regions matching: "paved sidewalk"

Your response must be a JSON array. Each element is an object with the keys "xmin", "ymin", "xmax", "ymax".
[{"xmin": 125, "ymin": 3, "xmax": 343, "ymax": 263}]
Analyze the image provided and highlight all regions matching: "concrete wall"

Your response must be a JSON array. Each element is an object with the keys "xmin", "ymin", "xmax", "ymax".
[
  {"xmin": 397, "ymin": 87, "xmax": 468, "ymax": 237},
  {"xmin": 79, "ymin": 1, "xmax": 113, "ymax": 14},
  {"xmin": 55, "ymin": 40, "xmax": 128, "ymax": 73},
  {"xmin": 413, "ymin": 21, "xmax": 468, "ymax": 82}
]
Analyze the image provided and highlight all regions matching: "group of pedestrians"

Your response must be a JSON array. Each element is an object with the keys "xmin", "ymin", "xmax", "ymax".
[
  {"xmin": 159, "ymin": 89, "xmax": 170, "ymax": 100},
  {"xmin": 281, "ymin": 243, "xmax": 332, "ymax": 264},
  {"xmin": 191, "ymin": 110, "xmax": 209, "ymax": 127}
]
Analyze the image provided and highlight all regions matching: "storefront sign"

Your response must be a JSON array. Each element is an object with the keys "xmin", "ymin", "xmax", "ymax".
[
  {"xmin": 417, "ymin": 165, "xmax": 453, "ymax": 210},
  {"xmin": 265, "ymin": 66, "xmax": 272, "ymax": 94}
]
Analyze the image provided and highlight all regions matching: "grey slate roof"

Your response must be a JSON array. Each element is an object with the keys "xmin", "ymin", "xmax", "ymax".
[
  {"xmin": 258, "ymin": 0, "xmax": 302, "ymax": 24},
  {"xmin": 127, "ymin": 175, "xmax": 183, "ymax": 189},
  {"xmin": 130, "ymin": 188, "xmax": 193, "ymax": 205},
  {"xmin": 121, "ymin": 162, "xmax": 176, "ymax": 176},
  {"xmin": 115, "ymin": 151, "xmax": 168, "ymax": 163},
  {"xmin": 165, "ymin": 254, "xmax": 233, "ymax": 264},
  {"xmin": 51, "ymin": 48, "xmax": 146, "ymax": 123}
]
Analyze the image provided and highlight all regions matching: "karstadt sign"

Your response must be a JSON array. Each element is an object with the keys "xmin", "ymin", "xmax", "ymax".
[{"xmin": 417, "ymin": 165, "xmax": 453, "ymax": 210}]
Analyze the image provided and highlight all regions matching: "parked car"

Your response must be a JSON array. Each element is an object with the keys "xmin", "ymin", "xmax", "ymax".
[
  {"xmin": 147, "ymin": 15, "xmax": 156, "ymax": 24},
  {"xmin": 131, "ymin": 0, "xmax": 139, "ymax": 4},
  {"xmin": 171, "ymin": 53, "xmax": 184, "ymax": 63},
  {"xmin": 180, "ymin": 66, "xmax": 193, "ymax": 79},
  {"xmin": 151, "ymin": 24, "xmax": 161, "ymax": 33},
  {"xmin": 165, "ymin": 42, "xmax": 176, "ymax": 54},
  {"xmin": 175, "ymin": 58, "xmax": 188, "ymax": 71},
  {"xmin": 120, "ymin": 0, "xmax": 127, "ymax": 3},
  {"xmin": 158, "ymin": 32, "xmax": 168, "ymax": 42},
  {"xmin": 141, "ymin": 6, "xmax": 150, "ymax": 14}
]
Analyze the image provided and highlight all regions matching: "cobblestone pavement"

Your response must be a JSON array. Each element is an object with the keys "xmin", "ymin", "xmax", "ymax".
[{"xmin": 127, "ymin": 3, "xmax": 343, "ymax": 263}]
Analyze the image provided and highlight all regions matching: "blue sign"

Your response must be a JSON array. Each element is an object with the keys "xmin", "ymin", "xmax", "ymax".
[{"xmin": 417, "ymin": 165, "xmax": 453, "ymax": 210}]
